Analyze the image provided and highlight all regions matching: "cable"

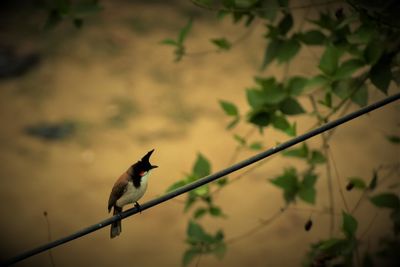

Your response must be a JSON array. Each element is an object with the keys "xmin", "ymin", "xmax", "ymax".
[{"xmin": 2, "ymin": 92, "xmax": 399, "ymax": 266}]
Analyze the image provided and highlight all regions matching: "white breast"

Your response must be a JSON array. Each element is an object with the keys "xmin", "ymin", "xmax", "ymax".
[{"xmin": 116, "ymin": 171, "xmax": 150, "ymax": 208}]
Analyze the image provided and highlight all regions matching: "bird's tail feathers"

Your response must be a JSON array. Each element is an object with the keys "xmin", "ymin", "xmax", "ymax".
[{"xmin": 110, "ymin": 206, "xmax": 122, "ymax": 238}]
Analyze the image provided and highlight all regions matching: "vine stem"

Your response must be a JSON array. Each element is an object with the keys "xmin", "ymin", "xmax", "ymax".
[
  {"xmin": 43, "ymin": 212, "xmax": 55, "ymax": 267},
  {"xmin": 309, "ymin": 95, "xmax": 336, "ymax": 237}
]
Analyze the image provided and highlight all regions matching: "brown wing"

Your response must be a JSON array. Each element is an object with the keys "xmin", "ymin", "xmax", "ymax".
[{"xmin": 108, "ymin": 172, "xmax": 130, "ymax": 212}]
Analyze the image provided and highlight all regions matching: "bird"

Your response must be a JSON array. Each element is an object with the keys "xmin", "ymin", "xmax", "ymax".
[{"xmin": 108, "ymin": 149, "xmax": 158, "ymax": 238}]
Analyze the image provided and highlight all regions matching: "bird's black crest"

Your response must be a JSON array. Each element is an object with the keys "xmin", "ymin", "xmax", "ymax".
[{"xmin": 141, "ymin": 149, "xmax": 155, "ymax": 164}]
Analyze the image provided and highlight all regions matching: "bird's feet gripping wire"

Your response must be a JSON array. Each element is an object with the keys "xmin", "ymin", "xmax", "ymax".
[{"xmin": 134, "ymin": 202, "xmax": 142, "ymax": 213}]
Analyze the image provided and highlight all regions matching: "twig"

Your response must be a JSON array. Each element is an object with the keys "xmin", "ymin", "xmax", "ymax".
[
  {"xmin": 328, "ymin": 148, "xmax": 350, "ymax": 212},
  {"xmin": 309, "ymin": 95, "xmax": 336, "ymax": 237},
  {"xmin": 43, "ymin": 211, "xmax": 56, "ymax": 267}
]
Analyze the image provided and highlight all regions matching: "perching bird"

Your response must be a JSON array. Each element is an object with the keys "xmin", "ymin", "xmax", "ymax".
[{"xmin": 108, "ymin": 149, "xmax": 158, "ymax": 238}]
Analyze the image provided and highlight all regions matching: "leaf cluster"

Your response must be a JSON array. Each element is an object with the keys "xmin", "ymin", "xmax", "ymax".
[
  {"xmin": 161, "ymin": 19, "xmax": 193, "ymax": 61},
  {"xmin": 183, "ymin": 221, "xmax": 226, "ymax": 266},
  {"xmin": 269, "ymin": 167, "xmax": 318, "ymax": 204},
  {"xmin": 42, "ymin": 0, "xmax": 102, "ymax": 29}
]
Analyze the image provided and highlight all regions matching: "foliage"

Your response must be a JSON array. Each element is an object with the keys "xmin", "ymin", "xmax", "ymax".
[
  {"xmin": 40, "ymin": 0, "xmax": 102, "ymax": 29},
  {"xmin": 24, "ymin": 120, "xmax": 77, "ymax": 141},
  {"xmin": 162, "ymin": 0, "xmax": 400, "ymax": 266}
]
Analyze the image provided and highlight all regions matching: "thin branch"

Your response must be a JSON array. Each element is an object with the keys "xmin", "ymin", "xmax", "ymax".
[
  {"xmin": 3, "ymin": 93, "xmax": 399, "ymax": 266},
  {"xmin": 328, "ymin": 148, "xmax": 350, "ymax": 212},
  {"xmin": 43, "ymin": 212, "xmax": 55, "ymax": 267},
  {"xmin": 309, "ymin": 95, "xmax": 336, "ymax": 237},
  {"xmin": 322, "ymin": 136, "xmax": 335, "ymax": 237},
  {"xmin": 359, "ymin": 211, "xmax": 379, "ymax": 240}
]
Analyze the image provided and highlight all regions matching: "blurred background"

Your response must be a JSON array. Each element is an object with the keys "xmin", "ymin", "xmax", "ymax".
[{"xmin": 0, "ymin": 0, "xmax": 399, "ymax": 266}]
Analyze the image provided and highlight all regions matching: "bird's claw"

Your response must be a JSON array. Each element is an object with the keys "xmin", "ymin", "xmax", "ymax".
[{"xmin": 134, "ymin": 202, "xmax": 142, "ymax": 213}]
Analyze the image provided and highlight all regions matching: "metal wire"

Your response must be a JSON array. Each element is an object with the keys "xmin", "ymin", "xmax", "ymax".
[{"xmin": 2, "ymin": 92, "xmax": 399, "ymax": 266}]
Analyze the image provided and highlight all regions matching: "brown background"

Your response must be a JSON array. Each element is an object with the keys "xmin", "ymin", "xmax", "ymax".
[{"xmin": 0, "ymin": 1, "xmax": 399, "ymax": 266}]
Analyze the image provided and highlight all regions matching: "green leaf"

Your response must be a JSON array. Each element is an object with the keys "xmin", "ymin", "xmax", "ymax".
[
  {"xmin": 279, "ymin": 97, "xmax": 305, "ymax": 115},
  {"xmin": 351, "ymin": 84, "xmax": 368, "ymax": 107},
  {"xmin": 178, "ymin": 18, "xmax": 193, "ymax": 44},
  {"xmin": 219, "ymin": 100, "xmax": 238, "ymax": 116},
  {"xmin": 233, "ymin": 134, "xmax": 246, "ymax": 145},
  {"xmin": 272, "ymin": 114, "xmax": 290, "ymax": 131},
  {"xmin": 217, "ymin": 177, "xmax": 228, "ymax": 186},
  {"xmin": 166, "ymin": 180, "xmax": 186, "ymax": 192},
  {"xmin": 286, "ymin": 122, "xmax": 297, "ymax": 136},
  {"xmin": 209, "ymin": 206, "xmax": 224, "ymax": 217},
  {"xmin": 309, "ymin": 12, "xmax": 336, "ymax": 31},
  {"xmin": 246, "ymin": 89, "xmax": 267, "ymax": 109},
  {"xmin": 319, "ymin": 44, "xmax": 340, "ymax": 76},
  {"xmin": 342, "ymin": 212, "xmax": 358, "ymax": 238},
  {"xmin": 302, "ymin": 172, "xmax": 318, "ymax": 187},
  {"xmin": 44, "ymin": 9, "xmax": 62, "ymax": 30},
  {"xmin": 193, "ymin": 185, "xmax": 209, "ymax": 197},
  {"xmin": 262, "ymin": 85, "xmax": 286, "ymax": 105},
  {"xmin": 248, "ymin": 110, "xmax": 271, "ymax": 127},
  {"xmin": 73, "ymin": 18, "xmax": 83, "ymax": 28},
  {"xmin": 283, "ymin": 143, "xmax": 308, "ymax": 158},
  {"xmin": 270, "ymin": 168, "xmax": 299, "ymax": 203},
  {"xmin": 368, "ymin": 170, "xmax": 378, "ymax": 190},
  {"xmin": 160, "ymin": 38, "xmax": 178, "ymax": 46},
  {"xmin": 347, "ymin": 24, "xmax": 374, "ymax": 44},
  {"xmin": 255, "ymin": 76, "xmax": 276, "ymax": 89},
  {"xmin": 364, "ymin": 39, "xmax": 383, "ymax": 65},
  {"xmin": 227, "ymin": 117, "xmax": 240, "ymax": 130},
  {"xmin": 184, "ymin": 193, "xmax": 197, "ymax": 212},
  {"xmin": 299, "ymin": 172, "xmax": 318, "ymax": 204},
  {"xmin": 334, "ymin": 59, "xmax": 365, "ymax": 80},
  {"xmin": 287, "ymin": 76, "xmax": 308, "ymax": 96},
  {"xmin": 261, "ymin": 38, "xmax": 281, "ymax": 70},
  {"xmin": 213, "ymin": 242, "xmax": 227, "ymax": 259},
  {"xmin": 347, "ymin": 177, "xmax": 367, "ymax": 190},
  {"xmin": 309, "ymin": 150, "xmax": 326, "ymax": 164},
  {"xmin": 194, "ymin": 208, "xmax": 208, "ymax": 219},
  {"xmin": 249, "ymin": 142, "xmax": 263, "ymax": 150},
  {"xmin": 272, "ymin": 114, "xmax": 296, "ymax": 136},
  {"xmin": 319, "ymin": 92, "xmax": 332, "ymax": 108},
  {"xmin": 298, "ymin": 30, "xmax": 326, "ymax": 45},
  {"xmin": 298, "ymin": 186, "xmax": 316, "ymax": 204},
  {"xmin": 187, "ymin": 220, "xmax": 206, "ymax": 241},
  {"xmin": 386, "ymin": 135, "xmax": 400, "ymax": 144},
  {"xmin": 370, "ymin": 193, "xmax": 400, "ymax": 209},
  {"xmin": 318, "ymin": 238, "xmax": 349, "ymax": 254},
  {"xmin": 305, "ymin": 75, "xmax": 329, "ymax": 90},
  {"xmin": 211, "ymin": 38, "xmax": 232, "ymax": 50},
  {"xmin": 193, "ymin": 153, "xmax": 211, "ymax": 178},
  {"xmin": 183, "ymin": 249, "xmax": 199, "ymax": 267},
  {"xmin": 331, "ymin": 78, "xmax": 357, "ymax": 99},
  {"xmin": 278, "ymin": 13, "xmax": 293, "ymax": 35},
  {"xmin": 276, "ymin": 38, "xmax": 301, "ymax": 63},
  {"xmin": 369, "ymin": 57, "xmax": 392, "ymax": 94}
]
